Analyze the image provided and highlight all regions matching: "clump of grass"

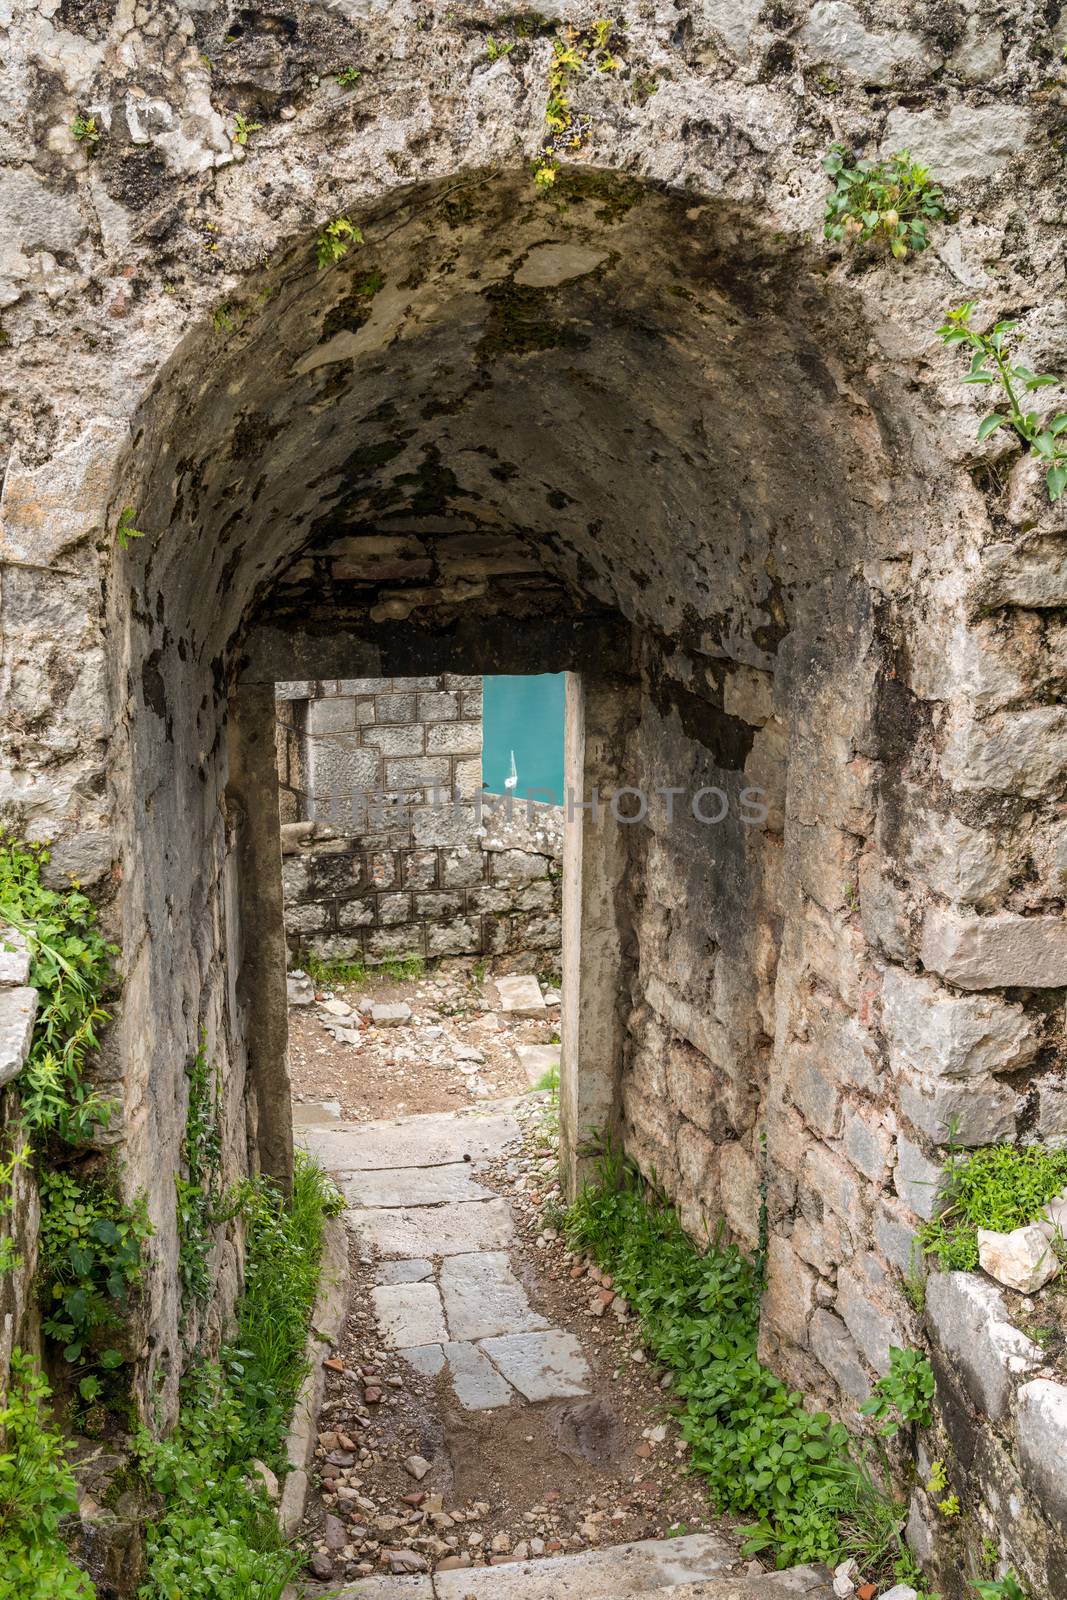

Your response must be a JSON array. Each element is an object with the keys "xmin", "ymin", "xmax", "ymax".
[
  {"xmin": 378, "ymin": 953, "xmax": 425, "ymax": 981},
  {"xmin": 301, "ymin": 952, "xmax": 368, "ymax": 988},
  {"xmin": 137, "ymin": 1152, "xmax": 343, "ymax": 1599},
  {"xmin": 919, "ymin": 1143, "xmax": 1067, "ymax": 1271}
]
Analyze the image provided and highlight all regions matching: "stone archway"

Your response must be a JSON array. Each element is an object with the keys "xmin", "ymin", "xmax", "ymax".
[{"xmin": 93, "ymin": 165, "xmax": 935, "ymax": 1418}]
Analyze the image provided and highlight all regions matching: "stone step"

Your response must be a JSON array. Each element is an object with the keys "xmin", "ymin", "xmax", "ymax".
[{"xmin": 330, "ymin": 1534, "xmax": 833, "ymax": 1599}]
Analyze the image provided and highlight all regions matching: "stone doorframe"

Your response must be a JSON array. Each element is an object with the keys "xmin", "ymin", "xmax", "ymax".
[{"xmin": 237, "ymin": 617, "xmax": 636, "ymax": 1198}]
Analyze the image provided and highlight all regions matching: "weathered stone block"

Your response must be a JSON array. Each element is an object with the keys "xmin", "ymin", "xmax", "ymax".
[
  {"xmin": 426, "ymin": 721, "xmax": 482, "ymax": 755},
  {"xmin": 366, "ymin": 926, "xmax": 424, "ymax": 961},
  {"xmin": 491, "ymin": 849, "xmax": 551, "ymax": 886},
  {"xmin": 377, "ymin": 893, "xmax": 413, "ymax": 926},
  {"xmin": 384, "ymin": 756, "xmax": 451, "ymax": 791},
  {"xmin": 0, "ymin": 986, "xmax": 37, "ymax": 1088},
  {"xmin": 1036, "ymin": 1076, "xmax": 1067, "ymax": 1146},
  {"xmin": 413, "ymin": 891, "xmax": 464, "ymax": 921},
  {"xmin": 719, "ymin": 1140, "xmax": 760, "ymax": 1247},
  {"xmin": 417, "ymin": 691, "xmax": 459, "ymax": 721},
  {"xmin": 894, "ymin": 1134, "xmax": 944, "ymax": 1221},
  {"xmin": 901, "ymin": 1072, "xmax": 1017, "ymax": 1148},
  {"xmin": 336, "ymin": 898, "xmax": 376, "ymax": 931},
  {"xmin": 942, "ymin": 707, "xmax": 1067, "ymax": 799},
  {"xmin": 426, "ymin": 919, "xmax": 481, "ymax": 956},
  {"xmin": 905, "ymin": 812, "xmax": 1012, "ymax": 908},
  {"xmin": 676, "ymin": 1122, "xmax": 720, "ymax": 1210},
  {"xmin": 0, "ymin": 927, "xmax": 31, "ymax": 986},
  {"xmin": 802, "ymin": 1143, "xmax": 861, "ymax": 1222},
  {"xmin": 284, "ymin": 902, "xmax": 332, "ymax": 936},
  {"xmin": 881, "ymin": 967, "xmax": 1038, "ymax": 1077},
  {"xmin": 1016, "ymin": 1380, "xmax": 1067, "ymax": 1531},
  {"xmin": 376, "ymin": 692, "xmax": 417, "ymax": 722},
  {"xmin": 790, "ymin": 1052, "xmax": 844, "ymax": 1140},
  {"xmin": 440, "ymin": 847, "xmax": 484, "ymax": 888},
  {"xmin": 874, "ymin": 1196, "xmax": 918, "ymax": 1274},
  {"xmin": 307, "ymin": 697, "xmax": 356, "ymax": 734},
  {"xmin": 882, "ymin": 104, "xmax": 1030, "ymax": 184},
  {"xmin": 926, "ymin": 1272, "xmax": 1042, "ymax": 1424},
  {"xmin": 810, "ymin": 1308, "xmax": 871, "ymax": 1403},
  {"xmin": 362, "ymin": 723, "xmax": 425, "ymax": 756},
  {"xmin": 837, "ymin": 1254, "xmax": 907, "ymax": 1375},
  {"xmin": 800, "ymin": 1, "xmax": 933, "ymax": 84},
  {"xmin": 402, "ymin": 850, "xmax": 439, "ymax": 889},
  {"xmin": 762, "ymin": 1235, "xmax": 816, "ymax": 1350},
  {"xmin": 858, "ymin": 854, "xmax": 913, "ymax": 961},
  {"xmin": 842, "ymin": 1109, "xmax": 894, "ymax": 1182},
  {"xmin": 921, "ymin": 908, "xmax": 1067, "ymax": 990}
]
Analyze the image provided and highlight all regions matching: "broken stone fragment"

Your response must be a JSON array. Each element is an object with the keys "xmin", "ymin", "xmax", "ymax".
[
  {"xmin": 286, "ymin": 970, "xmax": 315, "ymax": 1005},
  {"xmin": 977, "ymin": 1224, "xmax": 1061, "ymax": 1295},
  {"xmin": 371, "ymin": 1001, "xmax": 412, "ymax": 1025},
  {"xmin": 403, "ymin": 1454, "xmax": 431, "ymax": 1480}
]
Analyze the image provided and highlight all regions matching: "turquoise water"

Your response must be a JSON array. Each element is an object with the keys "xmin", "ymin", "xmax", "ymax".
[{"xmin": 482, "ymin": 674, "xmax": 566, "ymax": 802}]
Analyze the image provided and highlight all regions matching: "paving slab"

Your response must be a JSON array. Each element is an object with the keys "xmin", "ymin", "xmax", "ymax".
[
  {"xmin": 440, "ymin": 1251, "xmax": 549, "ymax": 1341},
  {"xmin": 514, "ymin": 1043, "xmax": 561, "ymax": 1087},
  {"xmin": 444, "ymin": 1339, "xmax": 516, "ymax": 1410},
  {"xmin": 298, "ymin": 1110, "xmax": 518, "ymax": 1172},
  {"xmin": 432, "ymin": 1532, "xmax": 737, "ymax": 1598},
  {"xmin": 399, "ymin": 1343, "xmax": 446, "ymax": 1377},
  {"xmin": 342, "ymin": 1163, "xmax": 495, "ymax": 1208},
  {"xmin": 334, "ymin": 1577, "xmax": 434, "ymax": 1597},
  {"xmin": 349, "ymin": 1199, "xmax": 514, "ymax": 1259},
  {"xmin": 490, "ymin": 974, "xmax": 547, "ymax": 1018},
  {"xmin": 371, "ymin": 1282, "xmax": 449, "ymax": 1347},
  {"xmin": 376, "ymin": 1258, "xmax": 434, "ymax": 1286},
  {"xmin": 478, "ymin": 1329, "xmax": 590, "ymax": 1401}
]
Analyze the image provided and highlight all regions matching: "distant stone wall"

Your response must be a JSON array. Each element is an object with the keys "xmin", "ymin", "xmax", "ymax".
[{"xmin": 277, "ymin": 679, "xmax": 562, "ymax": 967}]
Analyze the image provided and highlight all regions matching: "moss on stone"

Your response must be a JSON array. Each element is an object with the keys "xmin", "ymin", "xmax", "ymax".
[
  {"xmin": 320, "ymin": 268, "xmax": 385, "ymax": 341},
  {"xmin": 479, "ymin": 279, "xmax": 591, "ymax": 358},
  {"xmin": 551, "ymin": 168, "xmax": 646, "ymax": 222}
]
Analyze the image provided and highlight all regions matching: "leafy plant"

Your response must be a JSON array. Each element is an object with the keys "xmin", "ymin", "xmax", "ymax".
[
  {"xmin": 564, "ymin": 1151, "xmax": 855, "ymax": 1569},
  {"xmin": 486, "ymin": 35, "xmax": 514, "ymax": 60},
  {"xmin": 335, "ymin": 65, "xmax": 361, "ymax": 86},
  {"xmin": 860, "ymin": 1347, "xmax": 935, "ymax": 1437},
  {"xmin": 38, "ymin": 1167, "xmax": 151, "ymax": 1395},
  {"xmin": 823, "ymin": 145, "xmax": 946, "ymax": 259},
  {"xmin": 176, "ymin": 1037, "xmax": 224, "ymax": 1312},
  {"xmin": 116, "ymin": 505, "xmax": 145, "ymax": 550},
  {"xmin": 534, "ymin": 18, "xmax": 621, "ymax": 191},
  {"xmin": 0, "ymin": 1138, "xmax": 29, "ymax": 1277},
  {"xmin": 973, "ymin": 1576, "xmax": 1028, "ymax": 1600},
  {"xmin": 927, "ymin": 1458, "xmax": 948, "ymax": 1494},
  {"xmin": 937, "ymin": 302, "xmax": 1067, "ymax": 501},
  {"xmin": 315, "ymin": 217, "xmax": 363, "ymax": 269},
  {"xmin": 918, "ymin": 1141, "xmax": 1067, "ymax": 1271},
  {"xmin": 0, "ymin": 837, "xmax": 116, "ymax": 1144},
  {"xmin": 0, "ymin": 1350, "xmax": 94, "ymax": 1598},
  {"xmin": 136, "ymin": 1153, "xmax": 341, "ymax": 1599},
  {"xmin": 71, "ymin": 114, "xmax": 99, "ymax": 145},
  {"xmin": 232, "ymin": 113, "xmax": 262, "ymax": 146}
]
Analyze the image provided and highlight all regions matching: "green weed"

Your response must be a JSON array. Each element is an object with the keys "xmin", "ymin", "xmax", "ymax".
[
  {"xmin": 232, "ymin": 113, "xmax": 262, "ymax": 146},
  {"xmin": 0, "ymin": 1351, "xmax": 93, "ymax": 1598},
  {"xmin": 315, "ymin": 217, "xmax": 363, "ymax": 268},
  {"xmin": 378, "ymin": 953, "xmax": 425, "ymax": 981},
  {"xmin": 860, "ymin": 1346, "xmax": 935, "ymax": 1438},
  {"xmin": 176, "ymin": 1035, "xmax": 225, "ymax": 1314},
  {"xmin": 70, "ymin": 114, "xmax": 99, "ymax": 145},
  {"xmin": 336, "ymin": 66, "xmax": 361, "ymax": 86},
  {"xmin": 918, "ymin": 1141, "xmax": 1067, "ymax": 1271},
  {"xmin": 823, "ymin": 145, "xmax": 946, "ymax": 258},
  {"xmin": 938, "ymin": 302, "xmax": 1067, "ymax": 501},
  {"xmin": 300, "ymin": 952, "xmax": 369, "ymax": 987},
  {"xmin": 115, "ymin": 505, "xmax": 145, "ymax": 550},
  {"xmin": 973, "ymin": 1576, "xmax": 1027, "ymax": 1600}
]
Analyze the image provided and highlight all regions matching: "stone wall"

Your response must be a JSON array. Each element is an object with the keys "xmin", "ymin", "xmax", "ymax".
[
  {"xmin": 1, "ymin": 0, "xmax": 1066, "ymax": 1583},
  {"xmin": 276, "ymin": 676, "xmax": 562, "ymax": 967}
]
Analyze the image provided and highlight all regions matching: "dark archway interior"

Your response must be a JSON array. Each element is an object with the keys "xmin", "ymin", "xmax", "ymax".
[{"xmin": 106, "ymin": 166, "xmax": 921, "ymax": 1405}]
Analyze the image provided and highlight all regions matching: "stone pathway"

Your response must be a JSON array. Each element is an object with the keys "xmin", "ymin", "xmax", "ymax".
[{"xmin": 300, "ymin": 1107, "xmax": 592, "ymax": 1414}]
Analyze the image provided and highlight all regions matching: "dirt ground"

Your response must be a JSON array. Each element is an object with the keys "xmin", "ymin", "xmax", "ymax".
[{"xmin": 288, "ymin": 962, "xmax": 561, "ymax": 1123}]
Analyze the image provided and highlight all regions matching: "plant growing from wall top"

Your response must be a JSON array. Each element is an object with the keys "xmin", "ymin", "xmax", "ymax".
[
  {"xmin": 315, "ymin": 216, "xmax": 363, "ymax": 268},
  {"xmin": 823, "ymin": 145, "xmax": 946, "ymax": 259},
  {"xmin": 534, "ymin": 19, "xmax": 621, "ymax": 192},
  {"xmin": 937, "ymin": 302, "xmax": 1067, "ymax": 501}
]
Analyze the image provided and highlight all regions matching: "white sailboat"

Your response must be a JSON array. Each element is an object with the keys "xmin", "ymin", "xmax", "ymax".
[{"xmin": 504, "ymin": 749, "xmax": 519, "ymax": 792}]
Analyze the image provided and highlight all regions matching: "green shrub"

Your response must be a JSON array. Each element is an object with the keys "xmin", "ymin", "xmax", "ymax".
[
  {"xmin": 565, "ymin": 1152, "xmax": 853, "ymax": 1567},
  {"xmin": 176, "ymin": 1037, "xmax": 224, "ymax": 1312},
  {"xmin": 919, "ymin": 1142, "xmax": 1067, "ymax": 1271},
  {"xmin": 38, "ymin": 1168, "xmax": 152, "ymax": 1401},
  {"xmin": 823, "ymin": 145, "xmax": 946, "ymax": 258},
  {"xmin": 0, "ymin": 1350, "xmax": 95, "ymax": 1598},
  {"xmin": 860, "ymin": 1347, "xmax": 935, "ymax": 1437},
  {"xmin": 0, "ymin": 837, "xmax": 115, "ymax": 1143},
  {"xmin": 137, "ymin": 1153, "xmax": 342, "ymax": 1599},
  {"xmin": 937, "ymin": 302, "xmax": 1067, "ymax": 501}
]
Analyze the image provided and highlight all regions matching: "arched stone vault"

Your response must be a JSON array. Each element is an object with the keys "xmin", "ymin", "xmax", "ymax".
[{"xmin": 103, "ymin": 164, "xmax": 928, "ymax": 1411}]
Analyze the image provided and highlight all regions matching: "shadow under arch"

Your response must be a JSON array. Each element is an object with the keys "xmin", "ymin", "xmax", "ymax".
[{"xmin": 105, "ymin": 163, "xmax": 926, "ymax": 1416}]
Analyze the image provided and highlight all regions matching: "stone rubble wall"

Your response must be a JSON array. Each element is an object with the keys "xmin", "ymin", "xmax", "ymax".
[{"xmin": 276, "ymin": 676, "xmax": 562, "ymax": 966}]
